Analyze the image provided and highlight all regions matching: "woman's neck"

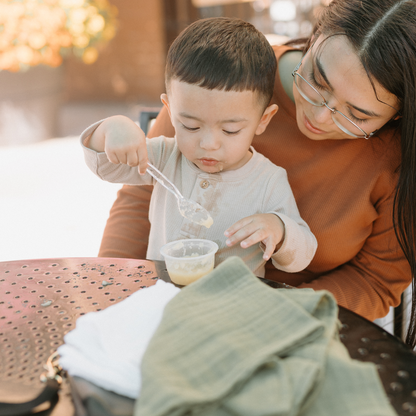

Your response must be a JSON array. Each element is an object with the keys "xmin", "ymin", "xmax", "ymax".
[{"xmin": 278, "ymin": 50, "xmax": 303, "ymax": 103}]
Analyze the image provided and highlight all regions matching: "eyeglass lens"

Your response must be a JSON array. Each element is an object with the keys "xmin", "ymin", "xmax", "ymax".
[{"xmin": 293, "ymin": 73, "xmax": 367, "ymax": 138}]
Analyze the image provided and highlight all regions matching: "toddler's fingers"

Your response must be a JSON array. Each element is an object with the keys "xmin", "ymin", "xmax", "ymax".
[
  {"xmin": 262, "ymin": 241, "xmax": 275, "ymax": 261},
  {"xmin": 138, "ymin": 153, "xmax": 148, "ymax": 175},
  {"xmin": 106, "ymin": 150, "xmax": 120, "ymax": 165},
  {"xmin": 239, "ymin": 229, "xmax": 265, "ymax": 249},
  {"xmin": 127, "ymin": 152, "xmax": 139, "ymax": 167},
  {"xmin": 225, "ymin": 225, "xmax": 256, "ymax": 247},
  {"xmin": 224, "ymin": 217, "xmax": 253, "ymax": 239}
]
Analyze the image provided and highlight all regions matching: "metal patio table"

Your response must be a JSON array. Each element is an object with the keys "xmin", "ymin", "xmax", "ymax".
[{"xmin": 1, "ymin": 257, "xmax": 416, "ymax": 415}]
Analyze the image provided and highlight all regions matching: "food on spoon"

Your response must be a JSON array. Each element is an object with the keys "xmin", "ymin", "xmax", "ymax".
[{"xmin": 178, "ymin": 199, "xmax": 213, "ymax": 228}]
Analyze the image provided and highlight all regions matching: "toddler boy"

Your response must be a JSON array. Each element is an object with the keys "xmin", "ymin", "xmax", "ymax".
[{"xmin": 81, "ymin": 17, "xmax": 317, "ymax": 277}]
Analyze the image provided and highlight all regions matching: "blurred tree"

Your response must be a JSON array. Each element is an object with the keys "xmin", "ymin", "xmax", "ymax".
[{"xmin": 0, "ymin": 0, "xmax": 118, "ymax": 72}]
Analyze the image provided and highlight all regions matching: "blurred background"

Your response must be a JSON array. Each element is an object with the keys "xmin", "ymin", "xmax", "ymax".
[{"xmin": 0, "ymin": 0, "xmax": 330, "ymax": 144}]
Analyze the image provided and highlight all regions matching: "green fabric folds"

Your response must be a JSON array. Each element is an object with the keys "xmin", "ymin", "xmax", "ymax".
[{"xmin": 135, "ymin": 256, "xmax": 397, "ymax": 416}]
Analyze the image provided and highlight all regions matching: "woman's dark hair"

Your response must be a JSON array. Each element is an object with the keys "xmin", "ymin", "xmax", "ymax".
[
  {"xmin": 303, "ymin": 0, "xmax": 416, "ymax": 347},
  {"xmin": 165, "ymin": 17, "xmax": 277, "ymax": 110}
]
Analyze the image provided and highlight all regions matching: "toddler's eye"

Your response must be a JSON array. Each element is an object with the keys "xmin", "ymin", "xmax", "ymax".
[
  {"xmin": 182, "ymin": 124, "xmax": 199, "ymax": 131},
  {"xmin": 223, "ymin": 129, "xmax": 241, "ymax": 135}
]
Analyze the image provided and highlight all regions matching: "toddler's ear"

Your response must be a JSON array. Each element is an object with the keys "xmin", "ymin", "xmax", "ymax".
[
  {"xmin": 160, "ymin": 93, "xmax": 172, "ymax": 118},
  {"xmin": 255, "ymin": 104, "xmax": 278, "ymax": 135}
]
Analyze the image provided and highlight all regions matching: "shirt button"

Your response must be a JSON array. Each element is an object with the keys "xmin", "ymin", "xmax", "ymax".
[{"xmin": 200, "ymin": 180, "xmax": 210, "ymax": 189}]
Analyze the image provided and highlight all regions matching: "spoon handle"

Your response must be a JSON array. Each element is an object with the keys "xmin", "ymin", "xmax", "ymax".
[{"xmin": 146, "ymin": 162, "xmax": 183, "ymax": 200}]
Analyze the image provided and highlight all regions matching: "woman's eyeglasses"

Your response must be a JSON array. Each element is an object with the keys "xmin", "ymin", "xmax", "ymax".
[{"xmin": 292, "ymin": 48, "xmax": 378, "ymax": 139}]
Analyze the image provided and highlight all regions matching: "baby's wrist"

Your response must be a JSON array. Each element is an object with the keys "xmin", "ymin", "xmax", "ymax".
[{"xmin": 85, "ymin": 122, "xmax": 106, "ymax": 152}]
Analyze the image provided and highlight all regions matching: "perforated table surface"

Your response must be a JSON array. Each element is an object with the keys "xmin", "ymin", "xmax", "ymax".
[{"xmin": 1, "ymin": 257, "xmax": 416, "ymax": 415}]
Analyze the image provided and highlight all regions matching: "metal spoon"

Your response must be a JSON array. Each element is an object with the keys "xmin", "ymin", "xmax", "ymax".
[{"xmin": 146, "ymin": 162, "xmax": 213, "ymax": 228}]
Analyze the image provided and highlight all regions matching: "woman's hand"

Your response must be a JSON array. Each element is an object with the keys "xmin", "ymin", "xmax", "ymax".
[
  {"xmin": 86, "ymin": 115, "xmax": 148, "ymax": 175},
  {"xmin": 224, "ymin": 213, "xmax": 285, "ymax": 260}
]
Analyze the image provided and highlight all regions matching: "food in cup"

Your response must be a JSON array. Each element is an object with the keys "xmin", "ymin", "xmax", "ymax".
[{"xmin": 160, "ymin": 239, "xmax": 219, "ymax": 285}]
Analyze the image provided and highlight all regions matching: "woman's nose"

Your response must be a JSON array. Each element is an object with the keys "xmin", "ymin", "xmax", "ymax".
[
  {"xmin": 200, "ymin": 132, "xmax": 221, "ymax": 150},
  {"xmin": 310, "ymin": 104, "xmax": 334, "ymax": 125}
]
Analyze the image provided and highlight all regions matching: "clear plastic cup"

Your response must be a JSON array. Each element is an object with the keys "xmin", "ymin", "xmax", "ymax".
[{"xmin": 160, "ymin": 239, "xmax": 219, "ymax": 286}]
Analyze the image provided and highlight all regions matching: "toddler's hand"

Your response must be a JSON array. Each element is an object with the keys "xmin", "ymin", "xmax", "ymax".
[
  {"xmin": 224, "ymin": 214, "xmax": 285, "ymax": 261},
  {"xmin": 88, "ymin": 115, "xmax": 148, "ymax": 174}
]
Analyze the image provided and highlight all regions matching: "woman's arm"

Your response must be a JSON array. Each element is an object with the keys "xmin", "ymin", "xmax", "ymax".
[
  {"xmin": 98, "ymin": 107, "xmax": 175, "ymax": 259},
  {"xmin": 285, "ymin": 190, "xmax": 410, "ymax": 321}
]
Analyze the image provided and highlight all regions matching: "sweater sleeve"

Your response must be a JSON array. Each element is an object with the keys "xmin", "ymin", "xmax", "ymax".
[
  {"xmin": 270, "ymin": 213, "xmax": 317, "ymax": 273},
  {"xmin": 98, "ymin": 108, "xmax": 174, "ymax": 259},
  {"xmin": 80, "ymin": 119, "xmax": 154, "ymax": 186},
  {"xmin": 263, "ymin": 168, "xmax": 318, "ymax": 273},
  {"xmin": 298, "ymin": 190, "xmax": 411, "ymax": 321}
]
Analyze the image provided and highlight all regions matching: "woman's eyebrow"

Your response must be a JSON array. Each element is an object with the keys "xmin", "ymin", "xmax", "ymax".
[
  {"xmin": 347, "ymin": 103, "xmax": 380, "ymax": 117},
  {"xmin": 315, "ymin": 57, "xmax": 381, "ymax": 118}
]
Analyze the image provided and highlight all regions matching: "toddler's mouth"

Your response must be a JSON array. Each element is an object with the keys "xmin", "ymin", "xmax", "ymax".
[{"xmin": 199, "ymin": 158, "xmax": 219, "ymax": 167}]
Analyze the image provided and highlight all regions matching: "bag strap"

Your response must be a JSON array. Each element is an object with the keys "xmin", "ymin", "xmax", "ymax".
[
  {"xmin": 0, "ymin": 353, "xmax": 62, "ymax": 416},
  {"xmin": 0, "ymin": 379, "xmax": 60, "ymax": 416}
]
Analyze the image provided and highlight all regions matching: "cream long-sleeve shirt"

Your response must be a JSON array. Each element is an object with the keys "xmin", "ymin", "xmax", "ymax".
[{"xmin": 81, "ymin": 122, "xmax": 317, "ymax": 277}]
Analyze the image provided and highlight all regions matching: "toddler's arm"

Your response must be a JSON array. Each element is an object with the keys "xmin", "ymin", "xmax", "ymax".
[
  {"xmin": 225, "ymin": 212, "xmax": 317, "ymax": 273},
  {"xmin": 224, "ymin": 165, "xmax": 317, "ymax": 273},
  {"xmin": 85, "ymin": 115, "xmax": 148, "ymax": 175}
]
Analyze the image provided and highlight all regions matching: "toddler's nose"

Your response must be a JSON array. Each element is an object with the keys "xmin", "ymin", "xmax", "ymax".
[{"xmin": 200, "ymin": 132, "xmax": 221, "ymax": 150}]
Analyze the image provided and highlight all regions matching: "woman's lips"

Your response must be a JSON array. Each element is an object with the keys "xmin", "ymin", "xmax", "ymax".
[
  {"xmin": 304, "ymin": 114, "xmax": 326, "ymax": 134},
  {"xmin": 199, "ymin": 158, "xmax": 219, "ymax": 166}
]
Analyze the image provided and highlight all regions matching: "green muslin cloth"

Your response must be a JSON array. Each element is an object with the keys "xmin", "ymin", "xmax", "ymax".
[{"xmin": 134, "ymin": 257, "xmax": 397, "ymax": 416}]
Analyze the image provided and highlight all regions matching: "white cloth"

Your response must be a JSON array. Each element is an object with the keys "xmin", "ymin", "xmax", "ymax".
[{"xmin": 57, "ymin": 280, "xmax": 180, "ymax": 398}]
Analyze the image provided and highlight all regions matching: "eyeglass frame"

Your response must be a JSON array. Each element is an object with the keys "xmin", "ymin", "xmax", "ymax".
[{"xmin": 291, "ymin": 46, "xmax": 389, "ymax": 139}]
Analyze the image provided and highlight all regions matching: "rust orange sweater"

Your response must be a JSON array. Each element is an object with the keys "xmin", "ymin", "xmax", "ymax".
[{"xmin": 98, "ymin": 46, "xmax": 411, "ymax": 320}]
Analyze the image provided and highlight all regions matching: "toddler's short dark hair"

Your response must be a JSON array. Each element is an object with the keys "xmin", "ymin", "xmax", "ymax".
[{"xmin": 165, "ymin": 17, "xmax": 277, "ymax": 110}]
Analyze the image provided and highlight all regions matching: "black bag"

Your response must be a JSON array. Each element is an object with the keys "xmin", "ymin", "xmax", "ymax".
[
  {"xmin": 0, "ymin": 379, "xmax": 60, "ymax": 416},
  {"xmin": 0, "ymin": 352, "xmax": 135, "ymax": 416}
]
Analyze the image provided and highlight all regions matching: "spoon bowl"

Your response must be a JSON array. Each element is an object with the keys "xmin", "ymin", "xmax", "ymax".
[{"xmin": 146, "ymin": 163, "xmax": 213, "ymax": 228}]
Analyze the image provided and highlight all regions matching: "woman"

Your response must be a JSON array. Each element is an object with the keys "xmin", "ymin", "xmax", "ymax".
[{"xmin": 98, "ymin": 0, "xmax": 416, "ymax": 347}]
